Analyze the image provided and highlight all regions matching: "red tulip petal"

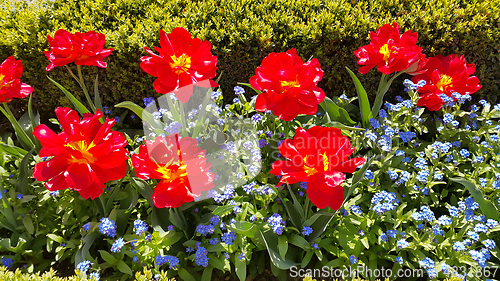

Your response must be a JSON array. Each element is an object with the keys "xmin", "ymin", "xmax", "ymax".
[
  {"xmin": 306, "ymin": 181, "xmax": 335, "ymax": 209},
  {"xmin": 328, "ymin": 185, "xmax": 345, "ymax": 211}
]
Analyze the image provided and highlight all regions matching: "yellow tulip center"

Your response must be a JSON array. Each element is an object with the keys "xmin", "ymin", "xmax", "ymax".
[
  {"xmin": 170, "ymin": 54, "xmax": 192, "ymax": 75},
  {"xmin": 303, "ymin": 153, "xmax": 329, "ymax": 176},
  {"xmin": 65, "ymin": 140, "xmax": 96, "ymax": 164},
  {"xmin": 0, "ymin": 73, "xmax": 9, "ymax": 90},
  {"xmin": 436, "ymin": 74, "xmax": 453, "ymax": 91},
  {"xmin": 280, "ymin": 80, "xmax": 300, "ymax": 88},
  {"xmin": 155, "ymin": 140, "xmax": 188, "ymax": 181},
  {"xmin": 156, "ymin": 163, "xmax": 188, "ymax": 181},
  {"xmin": 379, "ymin": 44, "xmax": 397, "ymax": 62}
]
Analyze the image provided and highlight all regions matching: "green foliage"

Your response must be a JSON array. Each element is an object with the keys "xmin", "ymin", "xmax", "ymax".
[{"xmin": 0, "ymin": 0, "xmax": 499, "ymax": 120}]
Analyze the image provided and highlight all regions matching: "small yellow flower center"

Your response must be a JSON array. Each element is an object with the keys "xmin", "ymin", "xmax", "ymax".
[
  {"xmin": 65, "ymin": 140, "xmax": 96, "ymax": 164},
  {"xmin": 0, "ymin": 73, "xmax": 9, "ymax": 90},
  {"xmin": 379, "ymin": 44, "xmax": 397, "ymax": 62},
  {"xmin": 436, "ymin": 74, "xmax": 453, "ymax": 91},
  {"xmin": 322, "ymin": 153, "xmax": 329, "ymax": 172},
  {"xmin": 170, "ymin": 54, "xmax": 192, "ymax": 75},
  {"xmin": 280, "ymin": 80, "xmax": 300, "ymax": 88},
  {"xmin": 303, "ymin": 153, "xmax": 329, "ymax": 176}
]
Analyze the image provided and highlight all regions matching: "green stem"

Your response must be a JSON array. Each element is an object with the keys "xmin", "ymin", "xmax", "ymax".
[
  {"xmin": 174, "ymin": 207, "xmax": 190, "ymax": 238},
  {"xmin": 178, "ymin": 101, "xmax": 188, "ymax": 136},
  {"xmin": 192, "ymin": 89, "xmax": 211, "ymax": 138},
  {"xmin": 371, "ymin": 73, "xmax": 388, "ymax": 118},
  {"xmin": 76, "ymin": 65, "xmax": 96, "ymax": 113},
  {"xmin": 303, "ymin": 199, "xmax": 310, "ymax": 220},
  {"xmin": 1, "ymin": 103, "xmax": 34, "ymax": 149},
  {"xmin": 93, "ymin": 196, "xmax": 105, "ymax": 217},
  {"xmin": 372, "ymin": 72, "xmax": 405, "ymax": 117},
  {"xmin": 166, "ymin": 96, "xmax": 182, "ymax": 125},
  {"xmin": 283, "ymin": 120, "xmax": 290, "ymax": 138}
]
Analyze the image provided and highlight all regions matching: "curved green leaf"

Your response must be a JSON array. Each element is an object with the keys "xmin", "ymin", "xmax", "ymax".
[
  {"xmin": 450, "ymin": 177, "xmax": 500, "ymax": 221},
  {"xmin": 93, "ymin": 74, "xmax": 104, "ymax": 113},
  {"xmin": 48, "ymin": 76, "xmax": 90, "ymax": 115},
  {"xmin": 178, "ymin": 268, "xmax": 197, "ymax": 281},
  {"xmin": 22, "ymin": 215, "xmax": 34, "ymax": 235},
  {"xmin": 320, "ymin": 97, "xmax": 357, "ymax": 126},
  {"xmin": 227, "ymin": 221, "xmax": 257, "ymax": 238},
  {"xmin": 115, "ymin": 101, "xmax": 144, "ymax": 119},
  {"xmin": 306, "ymin": 212, "xmax": 335, "ymax": 243},
  {"xmin": 344, "ymin": 156, "xmax": 374, "ymax": 201},
  {"xmin": 237, "ymin": 82, "xmax": 261, "ymax": 95},
  {"xmin": 323, "ymin": 121, "xmax": 365, "ymax": 131},
  {"xmin": 0, "ymin": 142, "xmax": 27, "ymax": 158},
  {"xmin": 17, "ymin": 148, "xmax": 34, "ymax": 195},
  {"xmin": 201, "ymin": 265, "xmax": 214, "ymax": 281},
  {"xmin": 131, "ymin": 177, "xmax": 154, "ymax": 207},
  {"xmin": 75, "ymin": 231, "xmax": 100, "ymax": 266},
  {"xmin": 278, "ymin": 236, "xmax": 288, "ymax": 259},
  {"xmin": 346, "ymin": 67, "xmax": 372, "ymax": 127},
  {"xmin": 99, "ymin": 250, "xmax": 118, "ymax": 265},
  {"xmin": 255, "ymin": 227, "xmax": 298, "ymax": 270},
  {"xmin": 0, "ymin": 105, "xmax": 34, "ymax": 149},
  {"xmin": 117, "ymin": 260, "xmax": 132, "ymax": 275},
  {"xmin": 289, "ymin": 234, "xmax": 309, "ymax": 250},
  {"xmin": 234, "ymin": 255, "xmax": 247, "ymax": 281}
]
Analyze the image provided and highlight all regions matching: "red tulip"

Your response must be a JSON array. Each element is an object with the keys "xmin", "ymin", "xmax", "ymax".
[
  {"xmin": 354, "ymin": 22, "xmax": 426, "ymax": 75},
  {"xmin": 271, "ymin": 126, "xmax": 365, "ymax": 210},
  {"xmin": 0, "ymin": 56, "xmax": 33, "ymax": 103},
  {"xmin": 44, "ymin": 29, "xmax": 113, "ymax": 71},
  {"xmin": 33, "ymin": 107, "xmax": 128, "ymax": 199},
  {"xmin": 131, "ymin": 134, "xmax": 214, "ymax": 208},
  {"xmin": 140, "ymin": 27, "xmax": 218, "ymax": 103},
  {"xmin": 412, "ymin": 54, "xmax": 482, "ymax": 111},
  {"xmin": 250, "ymin": 49, "xmax": 325, "ymax": 121}
]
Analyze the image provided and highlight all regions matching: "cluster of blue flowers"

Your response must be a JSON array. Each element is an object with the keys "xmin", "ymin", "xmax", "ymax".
[
  {"xmin": 348, "ymin": 97, "xmax": 500, "ymax": 277},
  {"xmin": 143, "ymin": 97, "xmax": 155, "ymax": 107},
  {"xmin": 1, "ymin": 256, "xmax": 13, "ymax": 268},
  {"xmin": 209, "ymin": 184, "xmax": 237, "ymax": 203},
  {"xmin": 411, "ymin": 206, "xmax": 436, "ymax": 222},
  {"xmin": 76, "ymin": 260, "xmax": 93, "ymax": 273},
  {"xmin": 267, "ymin": 213, "xmax": 285, "ymax": 235},
  {"xmin": 195, "ymin": 246, "xmax": 209, "ymax": 267},
  {"xmin": 211, "ymin": 91, "xmax": 222, "ymax": 100},
  {"xmin": 302, "ymin": 226, "xmax": 313, "ymax": 236},
  {"xmin": 98, "ymin": 218, "xmax": 117, "ymax": 238},
  {"xmin": 196, "ymin": 224, "xmax": 215, "ymax": 236},
  {"xmin": 133, "ymin": 219, "xmax": 148, "ymax": 236},
  {"xmin": 399, "ymin": 131, "xmax": 416, "ymax": 143},
  {"xmin": 221, "ymin": 231, "xmax": 236, "ymax": 245},
  {"xmin": 403, "ymin": 79, "xmax": 426, "ymax": 93},
  {"xmin": 419, "ymin": 257, "xmax": 438, "ymax": 279},
  {"xmin": 209, "ymin": 215, "xmax": 220, "ymax": 226},
  {"xmin": 349, "ymin": 205, "xmax": 362, "ymax": 215},
  {"xmin": 110, "ymin": 238, "xmax": 125, "ymax": 253},
  {"xmin": 164, "ymin": 121, "xmax": 183, "ymax": 135},
  {"xmin": 371, "ymin": 191, "xmax": 399, "ymax": 214},
  {"xmin": 155, "ymin": 255, "xmax": 180, "ymax": 269}
]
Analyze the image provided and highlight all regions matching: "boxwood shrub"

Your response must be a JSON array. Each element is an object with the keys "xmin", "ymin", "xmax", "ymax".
[{"xmin": 0, "ymin": 0, "xmax": 499, "ymax": 120}]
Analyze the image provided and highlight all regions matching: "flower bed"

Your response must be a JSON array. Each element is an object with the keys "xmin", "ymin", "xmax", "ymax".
[{"xmin": 0, "ymin": 22, "xmax": 499, "ymax": 281}]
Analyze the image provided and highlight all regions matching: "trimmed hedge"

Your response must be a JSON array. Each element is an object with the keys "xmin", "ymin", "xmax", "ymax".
[{"xmin": 0, "ymin": 0, "xmax": 499, "ymax": 120}]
